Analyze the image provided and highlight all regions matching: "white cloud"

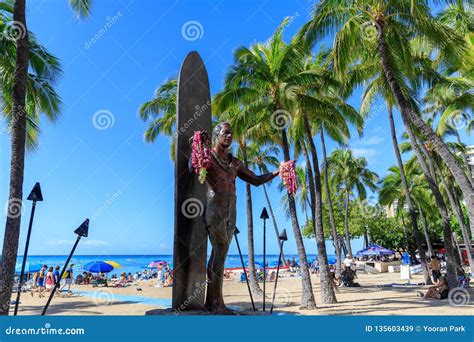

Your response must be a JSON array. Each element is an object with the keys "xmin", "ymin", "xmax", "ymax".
[
  {"xmin": 352, "ymin": 148, "xmax": 378, "ymax": 159},
  {"xmin": 354, "ymin": 135, "xmax": 384, "ymax": 146},
  {"xmin": 83, "ymin": 240, "xmax": 111, "ymax": 247},
  {"xmin": 45, "ymin": 239, "xmax": 74, "ymax": 247},
  {"xmin": 46, "ymin": 239, "xmax": 110, "ymax": 247}
]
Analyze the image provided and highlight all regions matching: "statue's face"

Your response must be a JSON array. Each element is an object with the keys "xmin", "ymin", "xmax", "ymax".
[{"xmin": 217, "ymin": 124, "xmax": 233, "ymax": 148}]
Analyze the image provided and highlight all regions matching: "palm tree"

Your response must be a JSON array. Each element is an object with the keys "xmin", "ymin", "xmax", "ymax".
[
  {"xmin": 379, "ymin": 163, "xmax": 436, "ymax": 260},
  {"xmin": 139, "ymin": 78, "xmax": 177, "ymax": 160},
  {"xmin": 425, "ymin": 76, "xmax": 473, "ymax": 188},
  {"xmin": 0, "ymin": 0, "xmax": 30, "ymax": 316},
  {"xmin": 234, "ymin": 133, "xmax": 263, "ymax": 297},
  {"xmin": 435, "ymin": 157, "xmax": 474, "ymax": 273},
  {"xmin": 328, "ymin": 149, "xmax": 378, "ymax": 257},
  {"xmin": 304, "ymin": 0, "xmax": 474, "ymax": 237},
  {"xmin": 359, "ymin": 71, "xmax": 434, "ymax": 284},
  {"xmin": 308, "ymin": 48, "xmax": 364, "ymax": 274},
  {"xmin": 404, "ymin": 123, "xmax": 461, "ymax": 288},
  {"xmin": 0, "ymin": 0, "xmax": 91, "ymax": 315},
  {"xmin": 293, "ymin": 52, "xmax": 363, "ymax": 303},
  {"xmin": 215, "ymin": 19, "xmax": 317, "ymax": 309},
  {"xmin": 1, "ymin": 9, "xmax": 62, "ymax": 150},
  {"xmin": 247, "ymin": 143, "xmax": 286, "ymax": 264}
]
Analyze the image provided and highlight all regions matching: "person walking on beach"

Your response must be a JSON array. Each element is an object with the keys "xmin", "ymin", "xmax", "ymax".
[
  {"xmin": 156, "ymin": 266, "xmax": 163, "ymax": 288},
  {"xmin": 45, "ymin": 267, "xmax": 54, "ymax": 292},
  {"xmin": 53, "ymin": 266, "xmax": 60, "ymax": 285},
  {"xmin": 60, "ymin": 264, "xmax": 74, "ymax": 293},
  {"xmin": 37, "ymin": 265, "xmax": 47, "ymax": 297}
]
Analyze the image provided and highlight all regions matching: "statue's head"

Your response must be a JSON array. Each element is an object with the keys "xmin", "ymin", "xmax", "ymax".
[{"xmin": 212, "ymin": 122, "xmax": 233, "ymax": 148}]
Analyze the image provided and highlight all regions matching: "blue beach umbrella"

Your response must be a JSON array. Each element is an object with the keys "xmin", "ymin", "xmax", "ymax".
[
  {"xmin": 355, "ymin": 244, "xmax": 395, "ymax": 257},
  {"xmin": 15, "ymin": 262, "xmax": 42, "ymax": 274},
  {"xmin": 327, "ymin": 257, "xmax": 337, "ymax": 265},
  {"xmin": 83, "ymin": 261, "xmax": 114, "ymax": 273},
  {"xmin": 269, "ymin": 261, "xmax": 284, "ymax": 267}
]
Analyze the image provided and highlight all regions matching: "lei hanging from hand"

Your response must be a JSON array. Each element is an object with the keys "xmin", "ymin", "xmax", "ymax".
[{"xmin": 279, "ymin": 160, "xmax": 298, "ymax": 195}]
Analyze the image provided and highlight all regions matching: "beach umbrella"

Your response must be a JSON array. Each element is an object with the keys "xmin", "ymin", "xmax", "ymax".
[
  {"xmin": 269, "ymin": 261, "xmax": 284, "ymax": 267},
  {"xmin": 15, "ymin": 261, "xmax": 42, "ymax": 274},
  {"xmin": 105, "ymin": 260, "xmax": 122, "ymax": 268},
  {"xmin": 355, "ymin": 244, "xmax": 395, "ymax": 257},
  {"xmin": 148, "ymin": 260, "xmax": 167, "ymax": 267},
  {"xmin": 328, "ymin": 257, "xmax": 337, "ymax": 265},
  {"xmin": 83, "ymin": 261, "xmax": 114, "ymax": 273}
]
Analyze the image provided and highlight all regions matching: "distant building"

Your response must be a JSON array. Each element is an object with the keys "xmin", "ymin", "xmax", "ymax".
[
  {"xmin": 384, "ymin": 199, "xmax": 408, "ymax": 218},
  {"xmin": 467, "ymin": 145, "xmax": 474, "ymax": 179}
]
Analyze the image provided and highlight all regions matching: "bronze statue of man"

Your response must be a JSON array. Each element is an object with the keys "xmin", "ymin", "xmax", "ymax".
[{"xmin": 199, "ymin": 122, "xmax": 279, "ymax": 314}]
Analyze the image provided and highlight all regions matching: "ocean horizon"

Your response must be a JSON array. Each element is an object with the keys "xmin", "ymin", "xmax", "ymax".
[{"xmin": 10, "ymin": 254, "xmax": 331, "ymax": 277}]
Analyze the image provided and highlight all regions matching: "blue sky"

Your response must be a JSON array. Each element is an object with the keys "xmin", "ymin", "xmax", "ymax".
[{"xmin": 0, "ymin": 0, "xmax": 436, "ymax": 256}]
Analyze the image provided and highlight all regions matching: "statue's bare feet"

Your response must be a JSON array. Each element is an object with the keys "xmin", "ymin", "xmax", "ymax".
[{"xmin": 211, "ymin": 305, "xmax": 235, "ymax": 315}]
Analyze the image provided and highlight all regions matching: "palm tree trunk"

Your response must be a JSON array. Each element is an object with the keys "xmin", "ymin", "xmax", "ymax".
[
  {"xmin": 259, "ymin": 168, "xmax": 286, "ymax": 265},
  {"xmin": 377, "ymin": 25, "xmax": 474, "ymax": 246},
  {"xmin": 0, "ymin": 0, "xmax": 29, "ymax": 316},
  {"xmin": 387, "ymin": 106, "xmax": 432, "ymax": 284},
  {"xmin": 363, "ymin": 228, "xmax": 369, "ymax": 248},
  {"xmin": 343, "ymin": 189, "xmax": 353, "ymax": 257},
  {"xmin": 416, "ymin": 136, "xmax": 467, "ymax": 274},
  {"xmin": 320, "ymin": 128, "xmax": 342, "ymax": 274},
  {"xmin": 436, "ymin": 168, "xmax": 474, "ymax": 273},
  {"xmin": 418, "ymin": 206, "xmax": 435, "ymax": 258},
  {"xmin": 239, "ymin": 140, "xmax": 263, "ymax": 297},
  {"xmin": 454, "ymin": 129, "xmax": 474, "ymax": 188},
  {"xmin": 302, "ymin": 115, "xmax": 337, "ymax": 304},
  {"xmin": 280, "ymin": 127, "xmax": 316, "ymax": 309},
  {"xmin": 301, "ymin": 141, "xmax": 315, "ymax": 222},
  {"xmin": 339, "ymin": 236, "xmax": 348, "ymax": 256},
  {"xmin": 403, "ymin": 122, "xmax": 458, "ymax": 289}
]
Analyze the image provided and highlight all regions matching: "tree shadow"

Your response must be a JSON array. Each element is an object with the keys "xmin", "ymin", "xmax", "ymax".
[{"xmin": 15, "ymin": 299, "xmax": 144, "ymax": 316}]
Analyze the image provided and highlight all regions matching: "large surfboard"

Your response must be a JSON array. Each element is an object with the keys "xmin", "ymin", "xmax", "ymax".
[{"xmin": 172, "ymin": 51, "xmax": 211, "ymax": 311}]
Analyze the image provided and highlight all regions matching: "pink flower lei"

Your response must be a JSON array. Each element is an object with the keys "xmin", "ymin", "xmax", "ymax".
[
  {"xmin": 191, "ymin": 130, "xmax": 211, "ymax": 184},
  {"xmin": 279, "ymin": 160, "xmax": 298, "ymax": 195}
]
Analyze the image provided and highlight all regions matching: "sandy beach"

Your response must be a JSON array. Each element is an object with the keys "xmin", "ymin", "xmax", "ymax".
[{"xmin": 12, "ymin": 271, "xmax": 473, "ymax": 316}]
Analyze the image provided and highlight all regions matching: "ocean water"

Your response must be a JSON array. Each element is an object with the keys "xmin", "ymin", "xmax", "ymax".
[{"xmin": 15, "ymin": 254, "xmax": 330, "ymax": 277}]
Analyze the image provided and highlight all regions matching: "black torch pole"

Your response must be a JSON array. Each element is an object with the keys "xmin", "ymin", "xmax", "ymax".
[
  {"xmin": 270, "ymin": 229, "xmax": 288, "ymax": 314},
  {"xmin": 42, "ymin": 219, "xmax": 89, "ymax": 316},
  {"xmin": 263, "ymin": 218, "xmax": 266, "ymax": 311},
  {"xmin": 260, "ymin": 207, "xmax": 269, "ymax": 311},
  {"xmin": 234, "ymin": 227, "xmax": 256, "ymax": 311},
  {"xmin": 14, "ymin": 182, "xmax": 43, "ymax": 316}
]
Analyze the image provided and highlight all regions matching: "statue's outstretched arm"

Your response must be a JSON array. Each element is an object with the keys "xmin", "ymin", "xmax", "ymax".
[{"xmin": 235, "ymin": 158, "xmax": 279, "ymax": 186}]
